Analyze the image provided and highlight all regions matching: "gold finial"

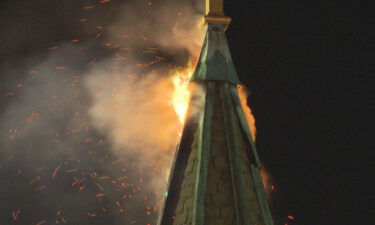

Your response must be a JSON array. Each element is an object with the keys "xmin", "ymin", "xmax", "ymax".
[
  {"xmin": 204, "ymin": 0, "xmax": 231, "ymax": 25},
  {"xmin": 206, "ymin": 0, "xmax": 225, "ymax": 16}
]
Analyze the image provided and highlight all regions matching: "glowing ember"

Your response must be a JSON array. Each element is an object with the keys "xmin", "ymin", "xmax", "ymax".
[
  {"xmin": 0, "ymin": 1, "xmax": 277, "ymax": 224},
  {"xmin": 170, "ymin": 62, "xmax": 195, "ymax": 124},
  {"xmin": 287, "ymin": 215, "xmax": 295, "ymax": 220}
]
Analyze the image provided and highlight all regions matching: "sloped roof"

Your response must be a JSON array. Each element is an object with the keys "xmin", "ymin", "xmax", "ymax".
[
  {"xmin": 191, "ymin": 23, "xmax": 241, "ymax": 85},
  {"xmin": 158, "ymin": 23, "xmax": 273, "ymax": 225}
]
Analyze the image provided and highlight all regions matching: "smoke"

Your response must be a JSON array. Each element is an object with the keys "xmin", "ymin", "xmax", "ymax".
[
  {"xmin": 84, "ymin": 62, "xmax": 181, "ymax": 190},
  {"xmin": 86, "ymin": 67, "xmax": 179, "ymax": 155},
  {"xmin": 84, "ymin": 0, "xmax": 206, "ymax": 192},
  {"xmin": 0, "ymin": 44, "xmax": 116, "ymax": 224},
  {"xmin": 106, "ymin": 0, "xmax": 205, "ymax": 59},
  {"xmin": 0, "ymin": 0, "xmax": 205, "ymax": 224}
]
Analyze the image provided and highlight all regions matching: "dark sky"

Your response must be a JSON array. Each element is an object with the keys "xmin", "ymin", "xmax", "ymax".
[
  {"xmin": 225, "ymin": 1, "xmax": 373, "ymax": 225},
  {"xmin": 0, "ymin": 0, "xmax": 373, "ymax": 225}
]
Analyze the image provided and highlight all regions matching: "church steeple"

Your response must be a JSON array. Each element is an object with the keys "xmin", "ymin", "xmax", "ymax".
[
  {"xmin": 157, "ymin": 1, "xmax": 273, "ymax": 225},
  {"xmin": 191, "ymin": 23, "xmax": 241, "ymax": 85}
]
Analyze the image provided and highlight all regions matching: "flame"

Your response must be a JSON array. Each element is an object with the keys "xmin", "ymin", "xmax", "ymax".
[
  {"xmin": 170, "ymin": 62, "xmax": 195, "ymax": 124},
  {"xmin": 238, "ymin": 85, "xmax": 257, "ymax": 141},
  {"xmin": 260, "ymin": 168, "xmax": 273, "ymax": 200}
]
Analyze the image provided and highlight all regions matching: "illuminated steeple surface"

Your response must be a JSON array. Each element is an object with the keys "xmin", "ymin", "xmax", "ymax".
[{"xmin": 158, "ymin": 3, "xmax": 273, "ymax": 225}]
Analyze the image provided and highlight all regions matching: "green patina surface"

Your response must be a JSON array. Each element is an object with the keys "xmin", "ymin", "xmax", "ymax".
[
  {"xmin": 191, "ymin": 24, "xmax": 241, "ymax": 85},
  {"xmin": 158, "ymin": 23, "xmax": 273, "ymax": 225}
]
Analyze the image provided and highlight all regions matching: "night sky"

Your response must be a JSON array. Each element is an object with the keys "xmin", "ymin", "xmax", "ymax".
[
  {"xmin": 225, "ymin": 1, "xmax": 373, "ymax": 224},
  {"xmin": 0, "ymin": 0, "xmax": 373, "ymax": 225}
]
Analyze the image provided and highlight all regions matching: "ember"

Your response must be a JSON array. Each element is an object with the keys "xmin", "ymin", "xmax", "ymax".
[{"xmin": 0, "ymin": 0, "xmax": 281, "ymax": 224}]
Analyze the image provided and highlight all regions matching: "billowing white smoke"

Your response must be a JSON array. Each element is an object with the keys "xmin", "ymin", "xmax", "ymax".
[
  {"xmin": 83, "ymin": 0, "xmax": 206, "ymax": 193},
  {"xmin": 85, "ymin": 62, "xmax": 181, "ymax": 186},
  {"xmin": 0, "ymin": 0, "xmax": 206, "ymax": 224}
]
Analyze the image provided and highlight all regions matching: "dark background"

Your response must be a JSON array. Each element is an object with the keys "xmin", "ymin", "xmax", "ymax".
[
  {"xmin": 225, "ymin": 0, "xmax": 373, "ymax": 224},
  {"xmin": 0, "ymin": 0, "xmax": 373, "ymax": 225}
]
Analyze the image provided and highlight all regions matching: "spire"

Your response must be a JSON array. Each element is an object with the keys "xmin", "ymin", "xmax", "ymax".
[
  {"xmin": 191, "ymin": 23, "xmax": 241, "ymax": 85},
  {"xmin": 192, "ymin": 0, "xmax": 238, "ymax": 84},
  {"xmin": 157, "ymin": 1, "xmax": 273, "ymax": 225}
]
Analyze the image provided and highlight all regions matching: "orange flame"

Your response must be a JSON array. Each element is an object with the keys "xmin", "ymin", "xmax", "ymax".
[
  {"xmin": 170, "ymin": 62, "xmax": 195, "ymax": 124},
  {"xmin": 260, "ymin": 167, "xmax": 275, "ymax": 201},
  {"xmin": 238, "ymin": 85, "xmax": 257, "ymax": 141}
]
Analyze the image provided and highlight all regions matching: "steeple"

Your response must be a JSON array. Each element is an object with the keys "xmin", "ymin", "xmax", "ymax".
[
  {"xmin": 157, "ymin": 1, "xmax": 273, "ymax": 225},
  {"xmin": 191, "ymin": 23, "xmax": 241, "ymax": 85}
]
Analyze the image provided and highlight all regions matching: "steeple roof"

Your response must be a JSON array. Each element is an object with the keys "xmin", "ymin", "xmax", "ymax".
[
  {"xmin": 158, "ymin": 20, "xmax": 273, "ymax": 225},
  {"xmin": 191, "ymin": 23, "xmax": 241, "ymax": 85}
]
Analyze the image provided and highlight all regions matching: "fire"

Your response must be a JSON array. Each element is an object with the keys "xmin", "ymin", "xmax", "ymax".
[
  {"xmin": 170, "ymin": 62, "xmax": 195, "ymax": 124},
  {"xmin": 260, "ymin": 168, "xmax": 274, "ymax": 200},
  {"xmin": 238, "ymin": 85, "xmax": 257, "ymax": 141}
]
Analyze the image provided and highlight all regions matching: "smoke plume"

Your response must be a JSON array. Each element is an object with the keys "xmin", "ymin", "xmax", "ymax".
[{"xmin": 0, "ymin": 0, "xmax": 205, "ymax": 224}]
